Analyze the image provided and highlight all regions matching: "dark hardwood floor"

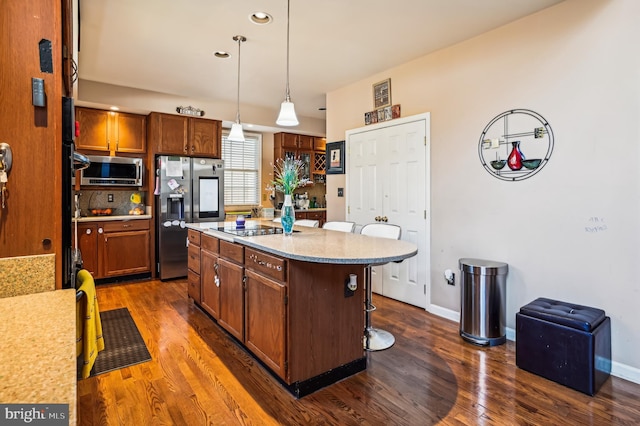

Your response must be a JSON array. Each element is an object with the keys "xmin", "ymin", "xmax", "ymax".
[{"xmin": 77, "ymin": 279, "xmax": 640, "ymax": 425}]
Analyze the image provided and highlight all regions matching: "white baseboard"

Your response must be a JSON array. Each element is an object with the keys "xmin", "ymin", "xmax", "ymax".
[{"xmin": 427, "ymin": 303, "xmax": 640, "ymax": 385}]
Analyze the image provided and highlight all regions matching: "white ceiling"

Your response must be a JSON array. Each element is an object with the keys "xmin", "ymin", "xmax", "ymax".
[{"xmin": 78, "ymin": 0, "xmax": 564, "ymax": 125}]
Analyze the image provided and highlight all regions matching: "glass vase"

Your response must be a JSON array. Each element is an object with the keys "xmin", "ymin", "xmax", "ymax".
[
  {"xmin": 281, "ymin": 194, "xmax": 296, "ymax": 235},
  {"xmin": 507, "ymin": 141, "xmax": 525, "ymax": 171}
]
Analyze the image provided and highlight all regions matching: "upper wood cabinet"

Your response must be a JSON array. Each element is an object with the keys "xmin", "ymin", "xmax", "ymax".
[
  {"xmin": 275, "ymin": 133, "xmax": 314, "ymax": 157},
  {"xmin": 147, "ymin": 112, "xmax": 221, "ymax": 157},
  {"xmin": 274, "ymin": 132, "xmax": 326, "ymax": 180},
  {"xmin": 75, "ymin": 107, "xmax": 146, "ymax": 154},
  {"xmin": 313, "ymin": 137, "xmax": 326, "ymax": 151}
]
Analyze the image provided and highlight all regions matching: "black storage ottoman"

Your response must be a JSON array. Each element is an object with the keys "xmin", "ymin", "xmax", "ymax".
[{"xmin": 515, "ymin": 297, "xmax": 611, "ymax": 395}]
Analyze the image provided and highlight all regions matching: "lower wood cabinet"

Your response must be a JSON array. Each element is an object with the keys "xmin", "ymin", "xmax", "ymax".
[
  {"xmin": 244, "ymin": 268, "xmax": 287, "ymax": 378},
  {"xmin": 74, "ymin": 219, "xmax": 150, "ymax": 279},
  {"xmin": 217, "ymin": 240, "xmax": 245, "ymax": 341},
  {"xmin": 200, "ymin": 235, "xmax": 220, "ymax": 319},
  {"xmin": 76, "ymin": 223, "xmax": 99, "ymax": 277},
  {"xmin": 299, "ymin": 210, "xmax": 326, "ymax": 227},
  {"xmin": 187, "ymin": 228, "xmax": 202, "ymax": 302}
]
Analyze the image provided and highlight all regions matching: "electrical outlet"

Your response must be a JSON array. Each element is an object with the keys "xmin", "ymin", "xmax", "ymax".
[
  {"xmin": 344, "ymin": 279, "xmax": 355, "ymax": 298},
  {"xmin": 107, "ymin": 193, "xmax": 114, "ymax": 202}
]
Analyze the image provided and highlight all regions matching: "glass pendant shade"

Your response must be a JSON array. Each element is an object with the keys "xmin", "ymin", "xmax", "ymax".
[
  {"xmin": 276, "ymin": 99, "xmax": 299, "ymax": 126},
  {"xmin": 276, "ymin": 0, "xmax": 299, "ymax": 127},
  {"xmin": 230, "ymin": 35, "xmax": 246, "ymax": 142},
  {"xmin": 228, "ymin": 122, "xmax": 245, "ymax": 142}
]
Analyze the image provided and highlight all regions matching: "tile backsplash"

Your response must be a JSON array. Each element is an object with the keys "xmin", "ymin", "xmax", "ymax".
[{"xmin": 74, "ymin": 190, "xmax": 147, "ymax": 217}]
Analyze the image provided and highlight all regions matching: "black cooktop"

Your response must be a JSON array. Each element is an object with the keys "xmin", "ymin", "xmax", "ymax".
[{"xmin": 216, "ymin": 224, "xmax": 295, "ymax": 237}]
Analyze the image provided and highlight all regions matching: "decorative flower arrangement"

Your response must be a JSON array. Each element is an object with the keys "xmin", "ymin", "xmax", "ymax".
[{"xmin": 268, "ymin": 156, "xmax": 310, "ymax": 195}]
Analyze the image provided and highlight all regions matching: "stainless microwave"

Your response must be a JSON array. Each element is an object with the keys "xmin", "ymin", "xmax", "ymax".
[{"xmin": 78, "ymin": 155, "xmax": 144, "ymax": 187}]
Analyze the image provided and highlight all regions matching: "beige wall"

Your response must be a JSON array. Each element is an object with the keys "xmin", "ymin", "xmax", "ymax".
[{"xmin": 327, "ymin": 0, "xmax": 640, "ymax": 380}]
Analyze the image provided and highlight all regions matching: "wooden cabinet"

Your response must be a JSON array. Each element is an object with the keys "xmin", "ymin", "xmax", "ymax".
[
  {"xmin": 217, "ymin": 240, "xmax": 245, "ymax": 341},
  {"xmin": 200, "ymin": 234, "xmax": 220, "ymax": 319},
  {"xmin": 147, "ymin": 112, "xmax": 221, "ymax": 157},
  {"xmin": 245, "ymin": 269, "xmax": 287, "ymax": 377},
  {"xmin": 274, "ymin": 132, "xmax": 327, "ymax": 182},
  {"xmin": 244, "ymin": 247, "xmax": 287, "ymax": 378},
  {"xmin": 76, "ymin": 223, "xmax": 99, "ymax": 277},
  {"xmin": 74, "ymin": 219, "xmax": 150, "ymax": 279},
  {"xmin": 75, "ymin": 107, "xmax": 146, "ymax": 154},
  {"xmin": 101, "ymin": 220, "xmax": 150, "ymax": 277},
  {"xmin": 313, "ymin": 137, "xmax": 326, "ymax": 151},
  {"xmin": 187, "ymin": 228, "xmax": 202, "ymax": 302},
  {"xmin": 295, "ymin": 210, "xmax": 326, "ymax": 227}
]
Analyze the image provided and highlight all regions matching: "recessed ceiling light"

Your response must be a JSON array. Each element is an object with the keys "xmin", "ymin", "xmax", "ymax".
[
  {"xmin": 214, "ymin": 51, "xmax": 230, "ymax": 59},
  {"xmin": 250, "ymin": 12, "xmax": 272, "ymax": 25}
]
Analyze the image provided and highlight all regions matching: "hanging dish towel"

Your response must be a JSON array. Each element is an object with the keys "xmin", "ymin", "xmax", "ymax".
[{"xmin": 76, "ymin": 269, "xmax": 105, "ymax": 379}]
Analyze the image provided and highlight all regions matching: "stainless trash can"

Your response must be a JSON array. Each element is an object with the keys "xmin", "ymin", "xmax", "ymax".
[{"xmin": 459, "ymin": 258, "xmax": 509, "ymax": 346}]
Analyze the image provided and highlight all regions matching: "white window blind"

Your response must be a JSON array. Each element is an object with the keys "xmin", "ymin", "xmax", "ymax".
[{"xmin": 222, "ymin": 132, "xmax": 261, "ymax": 206}]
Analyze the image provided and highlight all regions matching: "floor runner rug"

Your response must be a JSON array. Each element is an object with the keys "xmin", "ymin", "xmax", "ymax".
[{"xmin": 78, "ymin": 307, "xmax": 151, "ymax": 378}]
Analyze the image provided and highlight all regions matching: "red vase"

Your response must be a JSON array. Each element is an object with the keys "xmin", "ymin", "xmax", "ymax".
[{"xmin": 507, "ymin": 141, "xmax": 524, "ymax": 171}]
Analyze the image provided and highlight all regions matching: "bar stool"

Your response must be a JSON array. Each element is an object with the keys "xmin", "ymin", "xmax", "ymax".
[
  {"xmin": 360, "ymin": 223, "xmax": 401, "ymax": 351},
  {"xmin": 295, "ymin": 219, "xmax": 319, "ymax": 228},
  {"xmin": 322, "ymin": 221, "xmax": 356, "ymax": 233}
]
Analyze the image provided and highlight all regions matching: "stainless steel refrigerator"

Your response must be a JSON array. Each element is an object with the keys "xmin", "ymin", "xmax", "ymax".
[{"xmin": 156, "ymin": 156, "xmax": 225, "ymax": 280}]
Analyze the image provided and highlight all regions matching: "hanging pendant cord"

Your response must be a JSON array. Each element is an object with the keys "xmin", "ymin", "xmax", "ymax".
[
  {"xmin": 235, "ymin": 36, "xmax": 243, "ymax": 123},
  {"xmin": 236, "ymin": 38, "xmax": 241, "ymax": 123},
  {"xmin": 284, "ymin": 0, "xmax": 291, "ymax": 102}
]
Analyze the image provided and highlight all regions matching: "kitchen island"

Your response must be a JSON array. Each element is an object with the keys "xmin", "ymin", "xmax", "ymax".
[{"xmin": 186, "ymin": 221, "xmax": 417, "ymax": 397}]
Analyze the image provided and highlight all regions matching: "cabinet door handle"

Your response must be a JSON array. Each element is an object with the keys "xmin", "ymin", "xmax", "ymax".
[
  {"xmin": 85, "ymin": 229, "xmax": 92, "ymax": 235},
  {"xmin": 98, "ymin": 227, "xmax": 103, "ymax": 234},
  {"xmin": 122, "ymin": 224, "xmax": 131, "ymax": 228},
  {"xmin": 214, "ymin": 275, "xmax": 220, "ymax": 287}
]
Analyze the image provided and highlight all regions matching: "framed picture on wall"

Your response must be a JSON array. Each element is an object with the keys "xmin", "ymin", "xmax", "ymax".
[
  {"xmin": 326, "ymin": 141, "xmax": 345, "ymax": 174},
  {"xmin": 373, "ymin": 78, "xmax": 391, "ymax": 109}
]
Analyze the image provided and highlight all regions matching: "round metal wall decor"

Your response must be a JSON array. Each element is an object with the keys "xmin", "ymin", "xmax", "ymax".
[{"xmin": 478, "ymin": 109, "xmax": 554, "ymax": 181}]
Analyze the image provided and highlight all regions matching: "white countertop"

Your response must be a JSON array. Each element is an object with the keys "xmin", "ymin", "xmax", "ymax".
[
  {"xmin": 74, "ymin": 214, "xmax": 152, "ymax": 222},
  {"xmin": 187, "ymin": 220, "xmax": 417, "ymax": 265}
]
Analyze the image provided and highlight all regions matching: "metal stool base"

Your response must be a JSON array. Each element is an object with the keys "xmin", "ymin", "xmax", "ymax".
[{"xmin": 364, "ymin": 327, "xmax": 395, "ymax": 351}]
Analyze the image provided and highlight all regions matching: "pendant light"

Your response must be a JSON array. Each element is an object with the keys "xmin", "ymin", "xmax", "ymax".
[
  {"xmin": 228, "ymin": 35, "xmax": 246, "ymax": 142},
  {"xmin": 276, "ymin": 0, "xmax": 299, "ymax": 126}
]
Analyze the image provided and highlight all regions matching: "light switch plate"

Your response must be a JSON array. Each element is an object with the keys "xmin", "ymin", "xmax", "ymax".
[{"xmin": 337, "ymin": 188, "xmax": 344, "ymax": 197}]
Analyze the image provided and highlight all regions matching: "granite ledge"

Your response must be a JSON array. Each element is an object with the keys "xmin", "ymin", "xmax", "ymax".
[
  {"xmin": 0, "ymin": 289, "xmax": 77, "ymax": 425},
  {"xmin": 187, "ymin": 221, "xmax": 417, "ymax": 265}
]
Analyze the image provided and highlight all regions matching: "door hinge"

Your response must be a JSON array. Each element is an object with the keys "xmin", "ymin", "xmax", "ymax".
[
  {"xmin": 348, "ymin": 206, "xmax": 350, "ymax": 214},
  {"xmin": 424, "ymin": 284, "xmax": 426, "ymax": 295},
  {"xmin": 284, "ymin": 360, "xmax": 288, "ymax": 373},
  {"xmin": 424, "ymin": 136, "xmax": 427, "ymax": 146},
  {"xmin": 424, "ymin": 210, "xmax": 427, "ymax": 219},
  {"xmin": 284, "ymin": 294, "xmax": 288, "ymax": 305}
]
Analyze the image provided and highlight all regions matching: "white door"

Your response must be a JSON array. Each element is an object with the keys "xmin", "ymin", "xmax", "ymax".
[{"xmin": 346, "ymin": 114, "xmax": 430, "ymax": 309}]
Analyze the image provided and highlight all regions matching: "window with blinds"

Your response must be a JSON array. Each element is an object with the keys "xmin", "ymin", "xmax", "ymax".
[{"xmin": 222, "ymin": 132, "xmax": 261, "ymax": 206}]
